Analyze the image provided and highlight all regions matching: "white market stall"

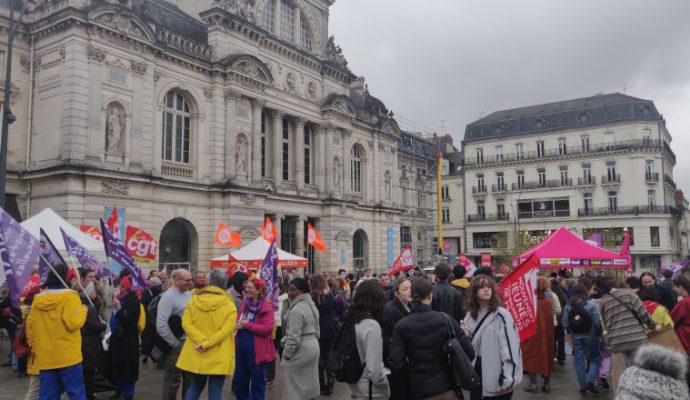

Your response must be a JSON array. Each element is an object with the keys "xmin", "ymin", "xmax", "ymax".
[{"xmin": 210, "ymin": 236, "xmax": 307, "ymax": 270}]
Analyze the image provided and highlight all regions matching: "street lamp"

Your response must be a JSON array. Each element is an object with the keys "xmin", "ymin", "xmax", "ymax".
[{"xmin": 0, "ymin": 0, "xmax": 39, "ymax": 208}]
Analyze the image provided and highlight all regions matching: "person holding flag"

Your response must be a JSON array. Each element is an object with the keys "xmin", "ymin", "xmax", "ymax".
[{"xmin": 109, "ymin": 275, "xmax": 142, "ymax": 400}]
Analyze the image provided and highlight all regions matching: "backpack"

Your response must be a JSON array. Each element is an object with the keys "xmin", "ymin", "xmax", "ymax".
[
  {"xmin": 140, "ymin": 294, "xmax": 172, "ymax": 360},
  {"xmin": 568, "ymin": 302, "xmax": 592, "ymax": 334},
  {"xmin": 328, "ymin": 317, "xmax": 370, "ymax": 384}
]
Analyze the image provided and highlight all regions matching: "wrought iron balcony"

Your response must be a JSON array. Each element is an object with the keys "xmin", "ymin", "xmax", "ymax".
[
  {"xmin": 645, "ymin": 172, "xmax": 659, "ymax": 183},
  {"xmin": 578, "ymin": 205, "xmax": 680, "ymax": 217},
  {"xmin": 578, "ymin": 176, "xmax": 596, "ymax": 186},
  {"xmin": 492, "ymin": 183, "xmax": 508, "ymax": 192},
  {"xmin": 472, "ymin": 186, "xmax": 488, "ymax": 194},
  {"xmin": 510, "ymin": 178, "xmax": 572, "ymax": 190},
  {"xmin": 601, "ymin": 174, "xmax": 621, "ymax": 185},
  {"xmin": 467, "ymin": 213, "xmax": 510, "ymax": 222}
]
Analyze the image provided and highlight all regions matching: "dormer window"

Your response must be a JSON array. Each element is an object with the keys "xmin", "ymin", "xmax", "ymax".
[{"xmin": 260, "ymin": 0, "xmax": 313, "ymax": 52}]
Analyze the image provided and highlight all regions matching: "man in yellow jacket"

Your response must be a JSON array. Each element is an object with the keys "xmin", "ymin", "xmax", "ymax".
[{"xmin": 26, "ymin": 264, "xmax": 87, "ymax": 399}]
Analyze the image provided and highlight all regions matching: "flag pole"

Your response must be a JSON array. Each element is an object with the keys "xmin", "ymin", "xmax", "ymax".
[{"xmin": 65, "ymin": 253, "xmax": 99, "ymax": 312}]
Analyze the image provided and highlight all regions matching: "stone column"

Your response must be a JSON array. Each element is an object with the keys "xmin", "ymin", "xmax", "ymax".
[
  {"xmin": 294, "ymin": 118, "xmax": 306, "ymax": 190},
  {"xmin": 225, "ymin": 90, "xmax": 241, "ymax": 179},
  {"xmin": 251, "ymin": 99, "xmax": 264, "ymax": 183},
  {"xmin": 295, "ymin": 215, "xmax": 306, "ymax": 258},
  {"xmin": 274, "ymin": 214, "xmax": 284, "ymax": 245},
  {"xmin": 272, "ymin": 111, "xmax": 284, "ymax": 186},
  {"xmin": 342, "ymin": 130, "xmax": 352, "ymax": 198},
  {"xmin": 324, "ymin": 126, "xmax": 333, "ymax": 195},
  {"xmin": 313, "ymin": 126, "xmax": 325, "ymax": 192}
]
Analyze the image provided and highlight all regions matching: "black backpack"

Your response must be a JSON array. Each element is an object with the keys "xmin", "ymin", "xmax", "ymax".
[
  {"xmin": 328, "ymin": 317, "xmax": 370, "ymax": 384},
  {"xmin": 568, "ymin": 302, "xmax": 592, "ymax": 334}
]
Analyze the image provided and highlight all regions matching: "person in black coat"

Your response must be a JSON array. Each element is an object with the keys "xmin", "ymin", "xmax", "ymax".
[
  {"xmin": 383, "ymin": 278, "xmax": 412, "ymax": 400},
  {"xmin": 640, "ymin": 272, "xmax": 677, "ymax": 312},
  {"xmin": 390, "ymin": 278, "xmax": 475, "ymax": 400},
  {"xmin": 109, "ymin": 276, "xmax": 141, "ymax": 400},
  {"xmin": 310, "ymin": 274, "xmax": 339, "ymax": 395},
  {"xmin": 431, "ymin": 262, "xmax": 465, "ymax": 322},
  {"xmin": 80, "ymin": 292, "xmax": 106, "ymax": 400}
]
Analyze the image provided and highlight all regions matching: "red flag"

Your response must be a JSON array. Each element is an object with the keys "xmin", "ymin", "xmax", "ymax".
[
  {"xmin": 498, "ymin": 253, "xmax": 539, "ymax": 342},
  {"xmin": 388, "ymin": 247, "xmax": 414, "ymax": 276},
  {"xmin": 125, "ymin": 225, "xmax": 158, "ymax": 265},
  {"xmin": 106, "ymin": 207, "xmax": 121, "ymax": 239},
  {"xmin": 261, "ymin": 216, "xmax": 278, "ymax": 243},
  {"xmin": 307, "ymin": 224, "xmax": 327, "ymax": 252},
  {"xmin": 215, "ymin": 223, "xmax": 241, "ymax": 247},
  {"xmin": 619, "ymin": 230, "xmax": 632, "ymax": 271},
  {"xmin": 80, "ymin": 225, "xmax": 102, "ymax": 241}
]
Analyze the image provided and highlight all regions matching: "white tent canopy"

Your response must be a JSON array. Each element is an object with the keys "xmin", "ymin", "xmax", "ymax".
[
  {"xmin": 20, "ymin": 208, "xmax": 107, "ymax": 261},
  {"xmin": 211, "ymin": 237, "xmax": 307, "ymax": 268}
]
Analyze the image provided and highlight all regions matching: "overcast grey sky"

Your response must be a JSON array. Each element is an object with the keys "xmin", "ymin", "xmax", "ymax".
[{"xmin": 330, "ymin": 0, "xmax": 690, "ymax": 193}]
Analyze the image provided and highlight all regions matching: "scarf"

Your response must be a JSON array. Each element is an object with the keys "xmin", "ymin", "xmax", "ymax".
[{"xmin": 247, "ymin": 297, "xmax": 263, "ymax": 314}]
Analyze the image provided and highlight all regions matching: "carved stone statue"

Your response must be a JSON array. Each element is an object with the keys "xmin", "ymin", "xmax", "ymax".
[
  {"xmin": 385, "ymin": 175, "xmax": 392, "ymax": 201},
  {"xmin": 334, "ymin": 158, "xmax": 342, "ymax": 190},
  {"xmin": 286, "ymin": 73, "xmax": 296, "ymax": 93},
  {"xmin": 236, "ymin": 137, "xmax": 247, "ymax": 175},
  {"xmin": 106, "ymin": 108, "xmax": 123, "ymax": 153},
  {"xmin": 324, "ymin": 35, "xmax": 349, "ymax": 70}
]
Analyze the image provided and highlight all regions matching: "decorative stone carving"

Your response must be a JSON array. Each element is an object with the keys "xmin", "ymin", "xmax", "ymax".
[
  {"xmin": 153, "ymin": 71, "xmax": 161, "ymax": 82},
  {"xmin": 94, "ymin": 12, "xmax": 148, "ymax": 41},
  {"xmin": 324, "ymin": 35, "xmax": 349, "ymax": 70},
  {"xmin": 101, "ymin": 179, "xmax": 129, "ymax": 195},
  {"xmin": 250, "ymin": 98, "xmax": 264, "ymax": 110},
  {"xmin": 285, "ymin": 72, "xmax": 296, "ymax": 93},
  {"xmin": 203, "ymin": 87, "xmax": 214, "ymax": 99},
  {"xmin": 236, "ymin": 135, "xmax": 248, "ymax": 176},
  {"xmin": 240, "ymin": 193, "xmax": 256, "ymax": 208},
  {"xmin": 333, "ymin": 157, "xmax": 342, "ymax": 190},
  {"xmin": 384, "ymin": 172, "xmax": 392, "ymax": 202},
  {"xmin": 87, "ymin": 45, "xmax": 106, "ymax": 62},
  {"xmin": 59, "ymin": 47, "xmax": 66, "ymax": 61},
  {"xmin": 130, "ymin": 60, "xmax": 147, "ymax": 76},
  {"xmin": 307, "ymin": 81, "xmax": 317, "ymax": 100},
  {"xmin": 105, "ymin": 104, "xmax": 125, "ymax": 154},
  {"xmin": 337, "ymin": 204, "xmax": 347, "ymax": 215},
  {"xmin": 225, "ymin": 89, "xmax": 241, "ymax": 102}
]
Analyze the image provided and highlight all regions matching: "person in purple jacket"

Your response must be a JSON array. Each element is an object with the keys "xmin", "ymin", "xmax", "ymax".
[{"xmin": 233, "ymin": 278, "xmax": 276, "ymax": 400}]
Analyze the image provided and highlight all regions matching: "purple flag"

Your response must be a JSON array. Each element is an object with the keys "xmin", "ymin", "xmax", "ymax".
[
  {"xmin": 258, "ymin": 239, "xmax": 280, "ymax": 311},
  {"xmin": 660, "ymin": 260, "xmax": 690, "ymax": 278},
  {"xmin": 60, "ymin": 227, "xmax": 108, "ymax": 277},
  {"xmin": 39, "ymin": 228, "xmax": 68, "ymax": 283},
  {"xmin": 0, "ymin": 208, "xmax": 41, "ymax": 308},
  {"xmin": 100, "ymin": 219, "xmax": 148, "ymax": 291},
  {"xmin": 585, "ymin": 232, "xmax": 603, "ymax": 247}
]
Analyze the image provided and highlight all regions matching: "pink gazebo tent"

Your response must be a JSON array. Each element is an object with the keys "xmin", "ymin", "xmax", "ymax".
[{"xmin": 512, "ymin": 226, "xmax": 630, "ymax": 269}]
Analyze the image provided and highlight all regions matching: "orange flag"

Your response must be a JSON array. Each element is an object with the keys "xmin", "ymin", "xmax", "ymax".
[
  {"xmin": 307, "ymin": 223, "xmax": 327, "ymax": 252},
  {"xmin": 261, "ymin": 216, "xmax": 278, "ymax": 243},
  {"xmin": 214, "ymin": 223, "xmax": 241, "ymax": 247}
]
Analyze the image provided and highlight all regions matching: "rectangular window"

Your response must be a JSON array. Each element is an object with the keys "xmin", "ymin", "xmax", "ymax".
[
  {"xmin": 558, "ymin": 138, "xmax": 567, "ymax": 155},
  {"xmin": 442, "ymin": 208, "xmax": 450, "ymax": 223},
  {"xmin": 496, "ymin": 174, "xmax": 505, "ymax": 191},
  {"xmin": 400, "ymin": 226, "xmax": 412, "ymax": 244},
  {"xmin": 518, "ymin": 198, "xmax": 569, "ymax": 218},
  {"xmin": 517, "ymin": 172, "xmax": 524, "ymax": 189},
  {"xmin": 607, "ymin": 163, "xmax": 617, "ymax": 182},
  {"xmin": 645, "ymin": 160, "xmax": 654, "ymax": 180},
  {"xmin": 417, "ymin": 192, "xmax": 425, "ymax": 208},
  {"xmin": 515, "ymin": 143, "xmax": 524, "ymax": 160},
  {"xmin": 161, "ymin": 93, "xmax": 191, "ymax": 164},
  {"xmin": 280, "ymin": 0, "xmax": 295, "ymax": 41},
  {"xmin": 582, "ymin": 165, "xmax": 592, "ymax": 184},
  {"xmin": 497, "ymin": 201, "xmax": 506, "ymax": 218},
  {"xmin": 608, "ymin": 191, "xmax": 618, "ymax": 213},
  {"xmin": 643, "ymin": 129, "xmax": 652, "ymax": 146},
  {"xmin": 604, "ymin": 131, "xmax": 615, "ymax": 150},
  {"xmin": 261, "ymin": 111, "xmax": 266, "ymax": 177},
  {"xmin": 560, "ymin": 167, "xmax": 569, "ymax": 186},
  {"xmin": 536, "ymin": 141, "xmax": 545, "ymax": 158},
  {"xmin": 260, "ymin": 0, "xmax": 275, "ymax": 32},
  {"xmin": 476, "ymin": 147, "xmax": 484, "ymax": 164},
  {"xmin": 477, "ymin": 200, "xmax": 485, "ymax": 218},
  {"xmin": 477, "ymin": 176, "xmax": 485, "ymax": 192},
  {"xmin": 581, "ymin": 135, "xmax": 590, "ymax": 153},
  {"xmin": 584, "ymin": 193, "xmax": 593, "ymax": 215},
  {"xmin": 402, "ymin": 188, "xmax": 408, "ymax": 207},
  {"xmin": 495, "ymin": 145, "xmax": 503, "ymax": 162},
  {"xmin": 538, "ymin": 169, "xmax": 546, "ymax": 187},
  {"xmin": 648, "ymin": 190, "xmax": 656, "ymax": 209},
  {"xmin": 304, "ymin": 125, "xmax": 311, "ymax": 184},
  {"xmin": 650, "ymin": 226, "xmax": 660, "ymax": 247},
  {"xmin": 441, "ymin": 186, "xmax": 450, "ymax": 200},
  {"xmin": 282, "ymin": 118, "xmax": 290, "ymax": 181},
  {"xmin": 473, "ymin": 232, "xmax": 507, "ymax": 249}
]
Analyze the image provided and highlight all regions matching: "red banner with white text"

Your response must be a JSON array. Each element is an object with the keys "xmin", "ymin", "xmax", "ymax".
[{"xmin": 498, "ymin": 253, "xmax": 538, "ymax": 342}]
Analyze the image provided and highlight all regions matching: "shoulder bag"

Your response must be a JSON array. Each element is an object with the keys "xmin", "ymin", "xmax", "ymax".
[{"xmin": 441, "ymin": 313, "xmax": 481, "ymax": 392}]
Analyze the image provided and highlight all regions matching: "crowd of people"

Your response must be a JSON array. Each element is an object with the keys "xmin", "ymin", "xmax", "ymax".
[{"xmin": 1, "ymin": 261, "xmax": 690, "ymax": 400}]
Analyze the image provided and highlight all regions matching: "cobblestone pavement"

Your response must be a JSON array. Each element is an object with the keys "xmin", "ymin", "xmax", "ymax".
[{"xmin": 0, "ymin": 338, "xmax": 613, "ymax": 399}]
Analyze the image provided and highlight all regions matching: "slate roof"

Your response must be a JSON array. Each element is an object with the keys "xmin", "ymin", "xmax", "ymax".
[
  {"xmin": 464, "ymin": 93, "xmax": 662, "ymax": 141},
  {"xmin": 137, "ymin": 0, "xmax": 208, "ymax": 43}
]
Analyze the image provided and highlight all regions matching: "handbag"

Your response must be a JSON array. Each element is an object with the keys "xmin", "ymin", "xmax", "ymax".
[
  {"xmin": 12, "ymin": 322, "xmax": 30, "ymax": 358},
  {"xmin": 441, "ymin": 313, "xmax": 481, "ymax": 392}
]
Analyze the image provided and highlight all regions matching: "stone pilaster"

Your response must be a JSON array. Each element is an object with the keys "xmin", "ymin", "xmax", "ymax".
[
  {"xmin": 294, "ymin": 118, "xmax": 306, "ymax": 189},
  {"xmin": 250, "ymin": 99, "xmax": 263, "ymax": 183},
  {"xmin": 225, "ymin": 90, "xmax": 241, "ymax": 180},
  {"xmin": 271, "ymin": 111, "xmax": 284, "ymax": 186},
  {"xmin": 295, "ymin": 215, "xmax": 306, "ymax": 258},
  {"xmin": 324, "ymin": 127, "xmax": 334, "ymax": 195},
  {"xmin": 342, "ymin": 130, "xmax": 352, "ymax": 198}
]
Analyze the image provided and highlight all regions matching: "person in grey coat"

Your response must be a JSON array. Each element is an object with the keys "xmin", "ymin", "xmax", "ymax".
[
  {"xmin": 281, "ymin": 278, "xmax": 321, "ymax": 400},
  {"xmin": 615, "ymin": 343, "xmax": 689, "ymax": 400}
]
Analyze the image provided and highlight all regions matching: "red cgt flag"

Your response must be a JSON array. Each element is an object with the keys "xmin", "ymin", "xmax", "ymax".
[
  {"xmin": 307, "ymin": 224, "xmax": 327, "ymax": 252},
  {"xmin": 261, "ymin": 216, "xmax": 278, "ymax": 243},
  {"xmin": 215, "ymin": 223, "xmax": 241, "ymax": 247},
  {"xmin": 388, "ymin": 246, "xmax": 414, "ymax": 276},
  {"xmin": 498, "ymin": 253, "xmax": 539, "ymax": 342},
  {"xmin": 80, "ymin": 225, "xmax": 102, "ymax": 241}
]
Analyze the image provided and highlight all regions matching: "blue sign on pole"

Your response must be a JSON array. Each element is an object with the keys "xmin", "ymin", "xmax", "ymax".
[{"xmin": 387, "ymin": 227, "xmax": 394, "ymax": 266}]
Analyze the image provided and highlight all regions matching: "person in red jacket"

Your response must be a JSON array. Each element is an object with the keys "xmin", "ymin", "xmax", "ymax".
[
  {"xmin": 233, "ymin": 278, "xmax": 276, "ymax": 400},
  {"xmin": 670, "ymin": 274, "xmax": 690, "ymax": 389}
]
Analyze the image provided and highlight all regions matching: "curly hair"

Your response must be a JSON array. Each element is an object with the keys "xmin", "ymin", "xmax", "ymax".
[
  {"xmin": 343, "ymin": 279, "xmax": 386, "ymax": 323},
  {"xmin": 465, "ymin": 275, "xmax": 503, "ymax": 319}
]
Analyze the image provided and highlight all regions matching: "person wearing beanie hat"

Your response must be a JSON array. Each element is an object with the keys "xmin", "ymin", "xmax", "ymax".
[
  {"xmin": 474, "ymin": 266, "xmax": 493, "ymax": 278},
  {"xmin": 227, "ymin": 271, "xmax": 249, "ymax": 311},
  {"xmin": 615, "ymin": 344, "xmax": 689, "ymax": 400}
]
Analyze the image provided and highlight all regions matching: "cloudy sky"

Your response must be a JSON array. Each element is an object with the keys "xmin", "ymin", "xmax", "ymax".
[{"xmin": 330, "ymin": 0, "xmax": 690, "ymax": 193}]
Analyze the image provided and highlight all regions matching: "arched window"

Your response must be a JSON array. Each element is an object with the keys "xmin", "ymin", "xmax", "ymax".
[
  {"xmin": 259, "ymin": 0, "xmax": 313, "ymax": 52},
  {"xmin": 300, "ymin": 17, "xmax": 312, "ymax": 51},
  {"xmin": 260, "ymin": 0, "xmax": 275, "ymax": 32},
  {"xmin": 351, "ymin": 145, "xmax": 362, "ymax": 193},
  {"xmin": 162, "ymin": 91, "xmax": 191, "ymax": 164}
]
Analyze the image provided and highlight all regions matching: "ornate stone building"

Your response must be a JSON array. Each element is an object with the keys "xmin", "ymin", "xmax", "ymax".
[{"xmin": 0, "ymin": 0, "xmax": 409, "ymax": 274}]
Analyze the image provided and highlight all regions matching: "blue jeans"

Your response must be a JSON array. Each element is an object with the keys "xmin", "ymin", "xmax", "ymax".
[
  {"xmin": 572, "ymin": 337, "xmax": 601, "ymax": 390},
  {"xmin": 233, "ymin": 339, "xmax": 266, "ymax": 400},
  {"xmin": 185, "ymin": 374, "xmax": 225, "ymax": 400},
  {"xmin": 39, "ymin": 362, "xmax": 86, "ymax": 400}
]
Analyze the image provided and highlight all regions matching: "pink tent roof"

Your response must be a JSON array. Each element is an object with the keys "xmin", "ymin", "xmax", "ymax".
[{"xmin": 513, "ymin": 226, "xmax": 630, "ymax": 269}]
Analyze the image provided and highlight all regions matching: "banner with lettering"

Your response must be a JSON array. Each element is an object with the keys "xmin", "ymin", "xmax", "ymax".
[
  {"xmin": 80, "ymin": 225, "xmax": 103, "ymax": 241},
  {"xmin": 125, "ymin": 225, "xmax": 157, "ymax": 265},
  {"xmin": 499, "ymin": 253, "xmax": 538, "ymax": 342},
  {"xmin": 388, "ymin": 246, "xmax": 414, "ymax": 276}
]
